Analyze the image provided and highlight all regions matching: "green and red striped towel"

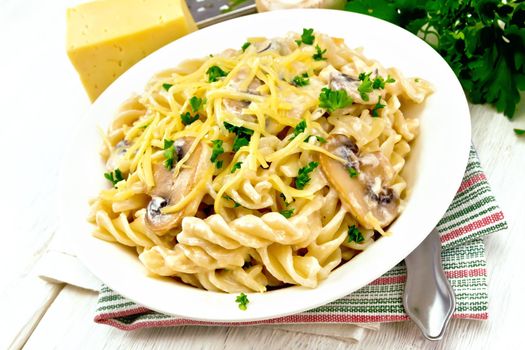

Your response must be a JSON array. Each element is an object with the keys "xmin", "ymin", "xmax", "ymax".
[{"xmin": 94, "ymin": 146, "xmax": 506, "ymax": 330}]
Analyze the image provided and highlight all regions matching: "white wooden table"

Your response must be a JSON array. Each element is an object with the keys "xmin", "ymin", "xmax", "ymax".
[{"xmin": 1, "ymin": 1, "xmax": 524, "ymax": 349}]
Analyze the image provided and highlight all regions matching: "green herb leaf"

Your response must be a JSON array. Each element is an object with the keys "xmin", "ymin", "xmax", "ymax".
[
  {"xmin": 348, "ymin": 224, "xmax": 364, "ymax": 243},
  {"xmin": 313, "ymin": 135, "xmax": 327, "ymax": 144},
  {"xmin": 103, "ymin": 168, "xmax": 124, "ymax": 187},
  {"xmin": 292, "ymin": 72, "xmax": 310, "ymax": 87},
  {"xmin": 210, "ymin": 140, "xmax": 224, "ymax": 168},
  {"xmin": 291, "ymin": 119, "xmax": 307, "ymax": 140},
  {"xmin": 189, "ymin": 96, "xmax": 204, "ymax": 112},
  {"xmin": 180, "ymin": 112, "xmax": 200, "ymax": 126},
  {"xmin": 347, "ymin": 166, "xmax": 359, "ymax": 178},
  {"xmin": 371, "ymin": 96, "xmax": 386, "ymax": 117},
  {"xmin": 231, "ymin": 161, "xmax": 243, "ymax": 173},
  {"xmin": 223, "ymin": 195, "xmax": 241, "ymax": 208},
  {"xmin": 514, "ymin": 128, "xmax": 525, "ymax": 135},
  {"xmin": 298, "ymin": 28, "xmax": 315, "ymax": 45},
  {"xmin": 241, "ymin": 41, "xmax": 251, "ymax": 52},
  {"xmin": 207, "ymin": 65, "xmax": 228, "ymax": 82},
  {"xmin": 295, "ymin": 161, "xmax": 319, "ymax": 190},
  {"xmin": 319, "ymin": 87, "xmax": 353, "ymax": 112},
  {"xmin": 224, "ymin": 122, "xmax": 254, "ymax": 152},
  {"xmin": 312, "ymin": 45, "xmax": 327, "ymax": 61},
  {"xmin": 358, "ymin": 72, "xmax": 373, "ymax": 101},
  {"xmin": 162, "ymin": 83, "xmax": 173, "ymax": 91},
  {"xmin": 279, "ymin": 208, "xmax": 295, "ymax": 218},
  {"xmin": 163, "ymin": 139, "xmax": 177, "ymax": 170},
  {"xmin": 235, "ymin": 292, "xmax": 249, "ymax": 310},
  {"xmin": 345, "ymin": 0, "xmax": 524, "ymax": 119}
]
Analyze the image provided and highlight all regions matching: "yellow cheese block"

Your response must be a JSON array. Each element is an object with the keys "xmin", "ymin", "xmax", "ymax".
[{"xmin": 66, "ymin": 0, "xmax": 197, "ymax": 101}]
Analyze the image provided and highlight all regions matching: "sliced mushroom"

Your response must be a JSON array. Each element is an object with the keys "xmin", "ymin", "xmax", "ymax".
[
  {"xmin": 145, "ymin": 137, "xmax": 211, "ymax": 234},
  {"xmin": 319, "ymin": 134, "xmax": 399, "ymax": 229},
  {"xmin": 329, "ymin": 71, "xmax": 381, "ymax": 105},
  {"xmin": 106, "ymin": 140, "xmax": 130, "ymax": 171},
  {"xmin": 223, "ymin": 68, "xmax": 263, "ymax": 121}
]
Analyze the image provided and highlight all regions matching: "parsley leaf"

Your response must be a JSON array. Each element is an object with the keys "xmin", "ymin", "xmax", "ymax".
[
  {"xmin": 312, "ymin": 45, "xmax": 327, "ymax": 61},
  {"xmin": 358, "ymin": 72, "xmax": 374, "ymax": 101},
  {"xmin": 224, "ymin": 195, "xmax": 241, "ymax": 208},
  {"xmin": 348, "ymin": 225, "xmax": 364, "ymax": 243},
  {"xmin": 313, "ymin": 135, "xmax": 327, "ymax": 143},
  {"xmin": 296, "ymin": 28, "xmax": 315, "ymax": 46},
  {"xmin": 224, "ymin": 122, "xmax": 254, "ymax": 152},
  {"xmin": 231, "ymin": 161, "xmax": 242, "ymax": 173},
  {"xmin": 279, "ymin": 208, "xmax": 295, "ymax": 218},
  {"xmin": 347, "ymin": 166, "xmax": 359, "ymax": 178},
  {"xmin": 180, "ymin": 112, "xmax": 200, "ymax": 126},
  {"xmin": 210, "ymin": 140, "xmax": 224, "ymax": 168},
  {"xmin": 295, "ymin": 161, "xmax": 319, "ymax": 190},
  {"xmin": 235, "ymin": 292, "xmax": 249, "ymax": 310},
  {"xmin": 345, "ymin": 0, "xmax": 525, "ymax": 120},
  {"xmin": 162, "ymin": 83, "xmax": 173, "ymax": 91},
  {"xmin": 371, "ymin": 96, "xmax": 386, "ymax": 117},
  {"xmin": 104, "ymin": 168, "xmax": 124, "ymax": 187},
  {"xmin": 206, "ymin": 65, "xmax": 228, "ymax": 82},
  {"xmin": 189, "ymin": 96, "xmax": 204, "ymax": 112},
  {"xmin": 319, "ymin": 87, "xmax": 353, "ymax": 112},
  {"xmin": 241, "ymin": 41, "xmax": 251, "ymax": 52},
  {"xmin": 292, "ymin": 73, "xmax": 310, "ymax": 87},
  {"xmin": 291, "ymin": 119, "xmax": 307, "ymax": 140},
  {"xmin": 163, "ymin": 139, "xmax": 177, "ymax": 170},
  {"xmin": 514, "ymin": 128, "xmax": 525, "ymax": 136}
]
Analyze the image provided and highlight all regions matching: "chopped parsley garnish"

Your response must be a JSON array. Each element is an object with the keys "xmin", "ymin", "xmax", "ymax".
[
  {"xmin": 348, "ymin": 225, "xmax": 365, "ymax": 243},
  {"xmin": 347, "ymin": 166, "xmax": 359, "ymax": 178},
  {"xmin": 292, "ymin": 73, "xmax": 310, "ymax": 87},
  {"xmin": 162, "ymin": 83, "xmax": 173, "ymax": 91},
  {"xmin": 295, "ymin": 28, "xmax": 315, "ymax": 46},
  {"xmin": 358, "ymin": 72, "xmax": 395, "ymax": 101},
  {"xmin": 189, "ymin": 96, "xmax": 204, "ymax": 112},
  {"xmin": 231, "ymin": 161, "xmax": 242, "ymax": 173},
  {"xmin": 206, "ymin": 65, "xmax": 228, "ymax": 82},
  {"xmin": 514, "ymin": 128, "xmax": 525, "ymax": 136},
  {"xmin": 104, "ymin": 168, "xmax": 124, "ymax": 187},
  {"xmin": 295, "ymin": 161, "xmax": 319, "ymax": 190},
  {"xmin": 312, "ymin": 45, "xmax": 327, "ymax": 61},
  {"xmin": 235, "ymin": 292, "xmax": 249, "ymax": 310},
  {"xmin": 224, "ymin": 195, "xmax": 241, "ymax": 208},
  {"xmin": 291, "ymin": 119, "xmax": 307, "ymax": 140},
  {"xmin": 241, "ymin": 41, "xmax": 251, "ymax": 52},
  {"xmin": 163, "ymin": 139, "xmax": 177, "ymax": 170},
  {"xmin": 319, "ymin": 87, "xmax": 353, "ymax": 112},
  {"xmin": 371, "ymin": 96, "xmax": 386, "ymax": 117},
  {"xmin": 357, "ymin": 72, "xmax": 374, "ymax": 101},
  {"xmin": 279, "ymin": 208, "xmax": 295, "ymax": 218},
  {"xmin": 210, "ymin": 140, "xmax": 224, "ymax": 168},
  {"xmin": 224, "ymin": 121, "xmax": 254, "ymax": 152},
  {"xmin": 372, "ymin": 75, "xmax": 396, "ymax": 89},
  {"xmin": 313, "ymin": 135, "xmax": 327, "ymax": 144},
  {"xmin": 180, "ymin": 112, "xmax": 200, "ymax": 126},
  {"xmin": 139, "ymin": 123, "xmax": 149, "ymax": 129}
]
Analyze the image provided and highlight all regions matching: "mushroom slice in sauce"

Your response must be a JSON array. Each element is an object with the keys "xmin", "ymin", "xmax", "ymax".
[
  {"xmin": 319, "ymin": 135, "xmax": 400, "ymax": 229},
  {"xmin": 145, "ymin": 137, "xmax": 211, "ymax": 234},
  {"xmin": 223, "ymin": 68, "xmax": 264, "ymax": 120}
]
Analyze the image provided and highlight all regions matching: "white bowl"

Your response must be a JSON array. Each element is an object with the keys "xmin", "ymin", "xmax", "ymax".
[{"xmin": 61, "ymin": 9, "xmax": 471, "ymax": 322}]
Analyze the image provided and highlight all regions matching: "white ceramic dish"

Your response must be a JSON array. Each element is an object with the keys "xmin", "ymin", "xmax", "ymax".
[{"xmin": 61, "ymin": 9, "xmax": 471, "ymax": 322}]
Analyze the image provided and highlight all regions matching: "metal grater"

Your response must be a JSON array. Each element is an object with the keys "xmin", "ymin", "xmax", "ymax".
[{"xmin": 186, "ymin": 0, "xmax": 257, "ymax": 28}]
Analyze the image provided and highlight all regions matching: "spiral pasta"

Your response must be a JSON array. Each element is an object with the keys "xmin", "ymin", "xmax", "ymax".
[{"xmin": 89, "ymin": 30, "xmax": 432, "ymax": 293}]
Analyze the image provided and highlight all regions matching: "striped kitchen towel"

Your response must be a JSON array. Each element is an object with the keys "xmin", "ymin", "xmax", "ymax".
[{"xmin": 94, "ymin": 146, "xmax": 506, "ymax": 329}]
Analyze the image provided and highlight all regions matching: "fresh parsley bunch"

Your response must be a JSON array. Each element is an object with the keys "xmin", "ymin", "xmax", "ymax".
[{"xmin": 345, "ymin": 0, "xmax": 525, "ymax": 119}]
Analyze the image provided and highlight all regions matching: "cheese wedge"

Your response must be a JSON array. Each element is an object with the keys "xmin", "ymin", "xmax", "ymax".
[{"xmin": 66, "ymin": 0, "xmax": 197, "ymax": 101}]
